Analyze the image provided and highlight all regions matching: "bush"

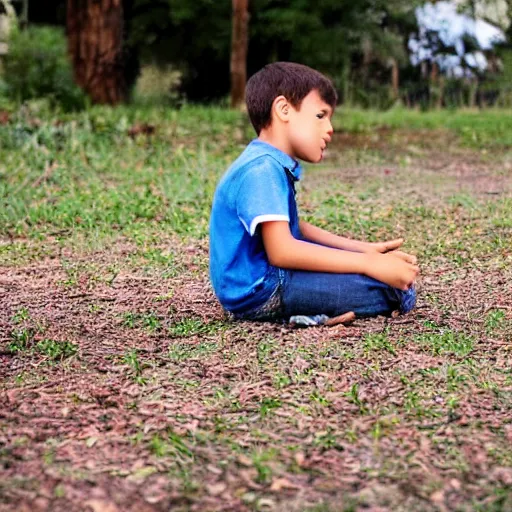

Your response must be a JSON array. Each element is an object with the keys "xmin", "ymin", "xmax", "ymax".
[
  {"xmin": 2, "ymin": 25, "xmax": 87, "ymax": 111},
  {"xmin": 350, "ymin": 83, "xmax": 397, "ymax": 110},
  {"xmin": 132, "ymin": 64, "xmax": 182, "ymax": 106}
]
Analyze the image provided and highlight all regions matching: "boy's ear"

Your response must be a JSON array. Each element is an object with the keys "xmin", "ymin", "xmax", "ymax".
[{"xmin": 272, "ymin": 95, "xmax": 290, "ymax": 123}]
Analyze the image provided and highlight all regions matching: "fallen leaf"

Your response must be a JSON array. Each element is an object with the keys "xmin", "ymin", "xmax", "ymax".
[
  {"xmin": 430, "ymin": 490, "xmax": 445, "ymax": 504},
  {"xmin": 257, "ymin": 497, "xmax": 276, "ymax": 509},
  {"xmin": 449, "ymin": 478, "xmax": 461, "ymax": 490},
  {"xmin": 206, "ymin": 482, "xmax": 227, "ymax": 496},
  {"xmin": 206, "ymin": 464, "xmax": 223, "ymax": 475},
  {"xmin": 84, "ymin": 499, "xmax": 120, "ymax": 512},
  {"xmin": 237, "ymin": 454, "xmax": 252, "ymax": 467},
  {"xmin": 128, "ymin": 123, "xmax": 156, "ymax": 138},
  {"xmin": 270, "ymin": 477, "xmax": 297, "ymax": 491},
  {"xmin": 294, "ymin": 452, "xmax": 306, "ymax": 467},
  {"xmin": 86, "ymin": 437, "xmax": 98, "ymax": 448}
]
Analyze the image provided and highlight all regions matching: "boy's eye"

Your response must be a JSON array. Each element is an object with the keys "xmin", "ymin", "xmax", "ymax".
[{"xmin": 316, "ymin": 113, "xmax": 325, "ymax": 119}]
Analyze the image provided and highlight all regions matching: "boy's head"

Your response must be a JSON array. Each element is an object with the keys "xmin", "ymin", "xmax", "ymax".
[{"xmin": 246, "ymin": 62, "xmax": 337, "ymax": 135}]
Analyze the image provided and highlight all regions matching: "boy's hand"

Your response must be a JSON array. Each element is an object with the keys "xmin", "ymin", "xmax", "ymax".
[
  {"xmin": 365, "ymin": 252, "xmax": 419, "ymax": 291},
  {"xmin": 262, "ymin": 221, "xmax": 418, "ymax": 289},
  {"xmin": 388, "ymin": 250, "xmax": 418, "ymax": 265},
  {"xmin": 364, "ymin": 239, "xmax": 417, "ymax": 265},
  {"xmin": 365, "ymin": 238, "xmax": 403, "ymax": 254}
]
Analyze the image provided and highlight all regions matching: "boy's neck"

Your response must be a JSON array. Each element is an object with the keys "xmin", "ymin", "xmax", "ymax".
[{"xmin": 257, "ymin": 128, "xmax": 294, "ymax": 159}]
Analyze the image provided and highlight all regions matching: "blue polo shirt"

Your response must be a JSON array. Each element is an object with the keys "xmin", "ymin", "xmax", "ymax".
[{"xmin": 209, "ymin": 139, "xmax": 302, "ymax": 314}]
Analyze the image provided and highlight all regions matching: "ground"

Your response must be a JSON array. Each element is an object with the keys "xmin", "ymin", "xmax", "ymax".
[{"xmin": 0, "ymin": 107, "xmax": 511, "ymax": 512}]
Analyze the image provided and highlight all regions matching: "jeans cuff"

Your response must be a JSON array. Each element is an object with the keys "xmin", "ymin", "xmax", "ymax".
[{"xmin": 399, "ymin": 286, "xmax": 417, "ymax": 314}]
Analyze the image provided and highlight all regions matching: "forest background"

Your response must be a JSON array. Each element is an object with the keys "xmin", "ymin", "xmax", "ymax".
[{"xmin": 1, "ymin": 0, "xmax": 512, "ymax": 111}]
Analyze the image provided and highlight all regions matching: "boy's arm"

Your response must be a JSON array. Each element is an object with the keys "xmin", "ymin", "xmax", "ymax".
[
  {"xmin": 262, "ymin": 221, "xmax": 418, "ymax": 291},
  {"xmin": 299, "ymin": 220, "xmax": 404, "ymax": 254}
]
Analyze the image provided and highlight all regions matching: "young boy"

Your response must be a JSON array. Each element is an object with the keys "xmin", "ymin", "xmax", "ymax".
[{"xmin": 209, "ymin": 62, "xmax": 418, "ymax": 322}]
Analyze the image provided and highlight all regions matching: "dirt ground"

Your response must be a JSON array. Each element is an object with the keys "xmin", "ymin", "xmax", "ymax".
[{"xmin": 1, "ymin": 144, "xmax": 511, "ymax": 512}]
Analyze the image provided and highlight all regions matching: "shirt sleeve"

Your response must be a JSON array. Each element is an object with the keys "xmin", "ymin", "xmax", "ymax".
[{"xmin": 236, "ymin": 160, "xmax": 290, "ymax": 236}]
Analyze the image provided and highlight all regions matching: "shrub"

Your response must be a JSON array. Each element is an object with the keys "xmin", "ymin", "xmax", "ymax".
[
  {"xmin": 133, "ymin": 63, "xmax": 182, "ymax": 106},
  {"xmin": 2, "ymin": 25, "xmax": 87, "ymax": 111}
]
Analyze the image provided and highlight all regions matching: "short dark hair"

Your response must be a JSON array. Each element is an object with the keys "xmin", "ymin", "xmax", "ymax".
[{"xmin": 245, "ymin": 62, "xmax": 337, "ymax": 135}]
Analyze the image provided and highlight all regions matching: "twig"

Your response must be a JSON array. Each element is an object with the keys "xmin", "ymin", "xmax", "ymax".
[
  {"xmin": 417, "ymin": 414, "xmax": 462, "ymax": 430},
  {"xmin": 67, "ymin": 293, "xmax": 92, "ymax": 299}
]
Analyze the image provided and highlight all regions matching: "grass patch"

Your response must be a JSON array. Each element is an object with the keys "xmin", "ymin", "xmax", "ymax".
[
  {"xmin": 363, "ymin": 330, "xmax": 396, "ymax": 355},
  {"xmin": 413, "ymin": 330, "xmax": 474, "ymax": 357},
  {"xmin": 1, "ymin": 104, "xmax": 511, "ymax": 511},
  {"xmin": 36, "ymin": 339, "xmax": 78, "ymax": 360},
  {"xmin": 169, "ymin": 318, "xmax": 224, "ymax": 337},
  {"xmin": 0, "ymin": 104, "xmax": 246, "ymax": 264},
  {"xmin": 168, "ymin": 341, "xmax": 218, "ymax": 361},
  {"xmin": 334, "ymin": 107, "xmax": 512, "ymax": 149}
]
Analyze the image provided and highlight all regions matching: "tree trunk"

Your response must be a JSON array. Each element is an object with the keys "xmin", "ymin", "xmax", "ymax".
[
  {"xmin": 437, "ymin": 75, "xmax": 444, "ymax": 109},
  {"xmin": 361, "ymin": 37, "xmax": 372, "ymax": 87},
  {"xmin": 430, "ymin": 61, "xmax": 444, "ymax": 109},
  {"xmin": 390, "ymin": 58, "xmax": 399, "ymax": 100},
  {"xmin": 506, "ymin": 0, "xmax": 512, "ymax": 42},
  {"xmin": 230, "ymin": 0, "xmax": 248, "ymax": 109},
  {"xmin": 67, "ymin": 0, "xmax": 125, "ymax": 105},
  {"xmin": 20, "ymin": 0, "xmax": 28, "ymax": 29}
]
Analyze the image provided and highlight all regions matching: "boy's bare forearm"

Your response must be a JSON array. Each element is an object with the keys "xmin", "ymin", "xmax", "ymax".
[
  {"xmin": 262, "ymin": 221, "xmax": 419, "ymax": 290},
  {"xmin": 266, "ymin": 235, "xmax": 368, "ymax": 274},
  {"xmin": 299, "ymin": 220, "xmax": 368, "ymax": 252}
]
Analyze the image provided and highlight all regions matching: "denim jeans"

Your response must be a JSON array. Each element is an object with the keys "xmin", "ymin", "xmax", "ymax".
[
  {"xmin": 281, "ymin": 269, "xmax": 416, "ymax": 318},
  {"xmin": 234, "ymin": 267, "xmax": 416, "ymax": 321}
]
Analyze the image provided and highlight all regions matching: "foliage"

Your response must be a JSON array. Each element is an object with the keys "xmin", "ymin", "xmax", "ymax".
[
  {"xmin": 129, "ymin": 0, "xmax": 422, "ymax": 103},
  {"xmin": 36, "ymin": 339, "xmax": 78, "ymax": 360},
  {"xmin": 132, "ymin": 64, "xmax": 182, "ymax": 106},
  {"xmin": 130, "ymin": 0, "xmax": 232, "ymax": 101},
  {"xmin": 482, "ymin": 47, "xmax": 512, "ymax": 108},
  {"xmin": 2, "ymin": 25, "xmax": 87, "ymax": 111}
]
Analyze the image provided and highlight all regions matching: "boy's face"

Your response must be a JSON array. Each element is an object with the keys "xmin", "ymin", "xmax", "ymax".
[{"xmin": 288, "ymin": 89, "xmax": 334, "ymax": 163}]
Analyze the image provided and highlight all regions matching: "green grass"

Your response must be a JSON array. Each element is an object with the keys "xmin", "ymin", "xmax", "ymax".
[
  {"xmin": 35, "ymin": 339, "xmax": 78, "ymax": 360},
  {"xmin": 169, "ymin": 318, "xmax": 224, "ymax": 337},
  {"xmin": 8, "ymin": 328, "xmax": 77, "ymax": 361},
  {"xmin": 363, "ymin": 330, "xmax": 396, "ymax": 355},
  {"xmin": 1, "ymin": 104, "xmax": 511, "ymax": 267},
  {"xmin": 168, "ymin": 340, "xmax": 219, "ymax": 361},
  {"xmin": 1, "ymin": 103, "xmax": 511, "ymax": 511},
  {"xmin": 334, "ymin": 107, "xmax": 512, "ymax": 148},
  {"xmin": 413, "ymin": 330, "xmax": 475, "ymax": 357},
  {"xmin": 121, "ymin": 311, "xmax": 162, "ymax": 332},
  {"xmin": 0, "ymin": 104, "xmax": 248, "ymax": 264}
]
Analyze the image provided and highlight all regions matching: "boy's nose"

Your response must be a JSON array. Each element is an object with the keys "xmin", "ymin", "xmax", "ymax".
[{"xmin": 326, "ymin": 121, "xmax": 333, "ymax": 139}]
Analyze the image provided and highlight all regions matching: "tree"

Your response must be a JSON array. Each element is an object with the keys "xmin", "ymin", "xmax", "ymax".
[
  {"xmin": 247, "ymin": 0, "xmax": 420, "ymax": 105},
  {"xmin": 128, "ymin": 0, "xmax": 232, "ymax": 102},
  {"xmin": 128, "ymin": 0, "xmax": 420, "ymax": 104},
  {"xmin": 67, "ymin": 0, "xmax": 126, "ymax": 104},
  {"xmin": 230, "ymin": 0, "xmax": 249, "ymax": 108}
]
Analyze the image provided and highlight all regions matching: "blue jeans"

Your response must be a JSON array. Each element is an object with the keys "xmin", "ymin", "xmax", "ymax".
[
  {"xmin": 281, "ymin": 269, "xmax": 416, "ymax": 318},
  {"xmin": 234, "ymin": 268, "xmax": 416, "ymax": 321}
]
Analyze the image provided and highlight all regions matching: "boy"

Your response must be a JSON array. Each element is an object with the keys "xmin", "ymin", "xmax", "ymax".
[{"xmin": 209, "ymin": 62, "xmax": 418, "ymax": 322}]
